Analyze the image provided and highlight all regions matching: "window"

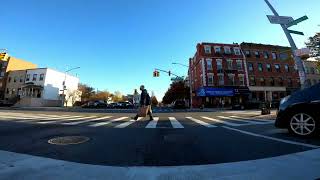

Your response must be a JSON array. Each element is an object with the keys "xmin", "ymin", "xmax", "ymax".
[
  {"xmin": 207, "ymin": 73, "xmax": 214, "ymax": 86},
  {"xmin": 258, "ymin": 63, "xmax": 263, "ymax": 72},
  {"xmin": 40, "ymin": 74, "xmax": 44, "ymax": 81},
  {"xmin": 266, "ymin": 64, "xmax": 272, "ymax": 72},
  {"xmin": 227, "ymin": 59, "xmax": 233, "ymax": 70},
  {"xmin": 238, "ymin": 74, "xmax": 245, "ymax": 86},
  {"xmin": 227, "ymin": 74, "xmax": 235, "ymax": 85},
  {"xmin": 263, "ymin": 51, "xmax": 269, "ymax": 59},
  {"xmin": 270, "ymin": 77, "xmax": 275, "ymax": 86},
  {"xmin": 260, "ymin": 77, "xmax": 266, "ymax": 86},
  {"xmin": 248, "ymin": 62, "xmax": 254, "ymax": 72},
  {"xmin": 279, "ymin": 53, "xmax": 288, "ymax": 60},
  {"xmin": 26, "ymin": 74, "xmax": 30, "ymax": 81},
  {"xmin": 272, "ymin": 52, "xmax": 277, "ymax": 60},
  {"xmin": 224, "ymin": 46, "xmax": 231, "ymax": 54},
  {"xmin": 279, "ymin": 77, "xmax": 284, "ymax": 86},
  {"xmin": 245, "ymin": 50, "xmax": 251, "ymax": 57},
  {"xmin": 13, "ymin": 76, "xmax": 17, "ymax": 83},
  {"xmin": 236, "ymin": 60, "xmax": 243, "ymax": 70},
  {"xmin": 275, "ymin": 64, "xmax": 281, "ymax": 72},
  {"xmin": 218, "ymin": 74, "xmax": 224, "ymax": 85},
  {"xmin": 234, "ymin": 47, "xmax": 241, "ymax": 55},
  {"xmin": 214, "ymin": 46, "xmax": 221, "ymax": 53},
  {"xmin": 249, "ymin": 76, "xmax": 256, "ymax": 86},
  {"xmin": 20, "ymin": 76, "xmax": 23, "ymax": 82},
  {"xmin": 255, "ymin": 51, "xmax": 260, "ymax": 58},
  {"xmin": 6, "ymin": 88, "xmax": 9, "ymax": 94},
  {"xmin": 204, "ymin": 45, "xmax": 211, "ymax": 54},
  {"xmin": 216, "ymin": 59, "xmax": 223, "ymax": 70},
  {"xmin": 8, "ymin": 77, "xmax": 11, "ymax": 83},
  {"xmin": 288, "ymin": 78, "xmax": 293, "ymax": 87},
  {"xmin": 285, "ymin": 64, "xmax": 289, "ymax": 72},
  {"xmin": 32, "ymin": 74, "xmax": 37, "ymax": 81}
]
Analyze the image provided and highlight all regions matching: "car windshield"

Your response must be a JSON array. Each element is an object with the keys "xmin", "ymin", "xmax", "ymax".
[{"xmin": 1, "ymin": 0, "xmax": 320, "ymax": 179}]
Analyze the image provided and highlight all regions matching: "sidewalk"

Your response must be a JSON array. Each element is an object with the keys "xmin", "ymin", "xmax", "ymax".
[{"xmin": 0, "ymin": 148, "xmax": 319, "ymax": 180}]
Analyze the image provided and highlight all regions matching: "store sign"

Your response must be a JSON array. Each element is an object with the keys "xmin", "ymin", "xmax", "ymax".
[{"xmin": 197, "ymin": 87, "xmax": 234, "ymax": 97}]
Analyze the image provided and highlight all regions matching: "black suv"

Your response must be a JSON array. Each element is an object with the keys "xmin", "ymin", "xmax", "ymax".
[{"xmin": 275, "ymin": 83, "xmax": 320, "ymax": 137}]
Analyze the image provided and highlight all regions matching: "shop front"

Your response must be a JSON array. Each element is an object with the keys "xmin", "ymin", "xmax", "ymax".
[{"xmin": 195, "ymin": 87, "xmax": 250, "ymax": 108}]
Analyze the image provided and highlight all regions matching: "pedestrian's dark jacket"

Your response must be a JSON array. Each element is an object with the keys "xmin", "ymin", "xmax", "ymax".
[{"xmin": 140, "ymin": 89, "xmax": 151, "ymax": 106}]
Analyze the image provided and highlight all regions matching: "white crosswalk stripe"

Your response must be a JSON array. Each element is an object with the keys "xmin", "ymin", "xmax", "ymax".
[
  {"xmin": 230, "ymin": 116, "xmax": 274, "ymax": 123},
  {"xmin": 169, "ymin": 117, "xmax": 184, "ymax": 128},
  {"xmin": 217, "ymin": 116, "xmax": 266, "ymax": 125},
  {"xmin": 89, "ymin": 117, "xmax": 128, "ymax": 127},
  {"xmin": 186, "ymin": 117, "xmax": 216, "ymax": 128},
  {"xmin": 145, "ymin": 117, "xmax": 159, "ymax": 128},
  {"xmin": 201, "ymin": 116, "xmax": 241, "ymax": 126},
  {"xmin": 0, "ymin": 112, "xmax": 274, "ymax": 128},
  {"xmin": 62, "ymin": 116, "xmax": 112, "ymax": 125},
  {"xmin": 115, "ymin": 117, "xmax": 143, "ymax": 128}
]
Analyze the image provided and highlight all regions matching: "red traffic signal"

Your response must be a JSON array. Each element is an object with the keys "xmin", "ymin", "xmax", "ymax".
[{"xmin": 153, "ymin": 70, "xmax": 160, "ymax": 77}]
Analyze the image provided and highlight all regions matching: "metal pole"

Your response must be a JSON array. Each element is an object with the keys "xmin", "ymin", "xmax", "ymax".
[
  {"xmin": 172, "ymin": 62, "xmax": 193, "ymax": 109},
  {"xmin": 264, "ymin": 0, "xmax": 306, "ymax": 88},
  {"xmin": 62, "ymin": 66, "xmax": 80, "ymax": 107}
]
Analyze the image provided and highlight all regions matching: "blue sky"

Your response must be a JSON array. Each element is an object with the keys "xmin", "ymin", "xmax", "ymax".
[{"xmin": 1, "ymin": 0, "xmax": 319, "ymax": 100}]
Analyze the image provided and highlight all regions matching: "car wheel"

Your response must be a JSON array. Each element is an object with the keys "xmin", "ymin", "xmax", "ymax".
[{"xmin": 288, "ymin": 112, "xmax": 318, "ymax": 137}]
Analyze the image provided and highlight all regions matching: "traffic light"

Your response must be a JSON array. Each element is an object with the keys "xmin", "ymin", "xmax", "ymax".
[
  {"xmin": 0, "ymin": 53, "xmax": 6, "ymax": 60},
  {"xmin": 153, "ymin": 70, "xmax": 160, "ymax": 77},
  {"xmin": 168, "ymin": 70, "xmax": 171, "ymax": 76}
]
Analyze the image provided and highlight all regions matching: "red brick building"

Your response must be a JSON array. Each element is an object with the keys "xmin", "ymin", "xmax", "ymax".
[
  {"xmin": 240, "ymin": 43, "xmax": 300, "ymax": 103},
  {"xmin": 189, "ymin": 43, "xmax": 249, "ymax": 108}
]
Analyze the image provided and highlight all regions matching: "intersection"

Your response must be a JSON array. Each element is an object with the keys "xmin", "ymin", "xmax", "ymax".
[{"xmin": 0, "ymin": 109, "xmax": 318, "ymax": 167}]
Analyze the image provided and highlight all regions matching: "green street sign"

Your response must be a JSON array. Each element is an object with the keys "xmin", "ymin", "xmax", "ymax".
[
  {"xmin": 288, "ymin": 30, "xmax": 304, "ymax": 36},
  {"xmin": 286, "ymin": 15, "xmax": 308, "ymax": 27}
]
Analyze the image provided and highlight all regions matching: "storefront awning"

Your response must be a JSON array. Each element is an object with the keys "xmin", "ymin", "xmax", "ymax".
[{"xmin": 196, "ymin": 87, "xmax": 250, "ymax": 97}]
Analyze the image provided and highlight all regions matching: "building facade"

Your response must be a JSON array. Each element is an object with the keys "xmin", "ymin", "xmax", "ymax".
[
  {"xmin": 5, "ymin": 68, "xmax": 80, "ymax": 107},
  {"xmin": 0, "ymin": 53, "xmax": 37, "ymax": 99},
  {"xmin": 304, "ymin": 58, "xmax": 320, "ymax": 87},
  {"xmin": 240, "ymin": 43, "xmax": 300, "ymax": 103},
  {"xmin": 189, "ymin": 43, "xmax": 249, "ymax": 108}
]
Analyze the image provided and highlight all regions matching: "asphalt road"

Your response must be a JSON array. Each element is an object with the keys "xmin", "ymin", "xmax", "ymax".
[{"xmin": 0, "ymin": 110, "xmax": 319, "ymax": 166}]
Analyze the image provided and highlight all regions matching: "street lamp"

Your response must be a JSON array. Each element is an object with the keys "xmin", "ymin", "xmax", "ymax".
[
  {"xmin": 172, "ymin": 62, "xmax": 193, "ymax": 109},
  {"xmin": 62, "ymin": 66, "xmax": 80, "ymax": 107}
]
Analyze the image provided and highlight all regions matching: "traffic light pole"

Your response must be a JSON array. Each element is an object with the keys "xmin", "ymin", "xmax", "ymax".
[
  {"xmin": 264, "ymin": 0, "xmax": 306, "ymax": 88},
  {"xmin": 154, "ymin": 68, "xmax": 180, "ymax": 77},
  {"xmin": 172, "ymin": 63, "xmax": 193, "ymax": 109}
]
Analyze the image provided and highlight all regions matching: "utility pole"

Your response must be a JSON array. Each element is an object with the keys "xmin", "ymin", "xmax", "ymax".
[
  {"xmin": 172, "ymin": 62, "xmax": 193, "ymax": 109},
  {"xmin": 62, "ymin": 66, "xmax": 80, "ymax": 107},
  {"xmin": 264, "ymin": 0, "xmax": 307, "ymax": 88}
]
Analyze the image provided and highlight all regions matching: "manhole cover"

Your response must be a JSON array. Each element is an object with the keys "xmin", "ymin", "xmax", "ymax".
[{"xmin": 48, "ymin": 136, "xmax": 90, "ymax": 145}]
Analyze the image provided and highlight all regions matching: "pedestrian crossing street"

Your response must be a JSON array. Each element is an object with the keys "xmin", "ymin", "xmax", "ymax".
[{"xmin": 0, "ymin": 112, "xmax": 274, "ymax": 129}]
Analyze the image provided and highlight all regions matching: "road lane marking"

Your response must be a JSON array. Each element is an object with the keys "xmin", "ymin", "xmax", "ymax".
[
  {"xmin": 89, "ymin": 117, "xmax": 128, "ymax": 127},
  {"xmin": 169, "ymin": 117, "xmax": 184, "ymax": 128},
  {"xmin": 217, "ymin": 116, "xmax": 266, "ymax": 125},
  {"xmin": 230, "ymin": 116, "xmax": 274, "ymax": 123},
  {"xmin": 186, "ymin": 117, "xmax": 217, "ymax": 128},
  {"xmin": 145, "ymin": 117, "xmax": 159, "ymax": 128},
  {"xmin": 201, "ymin": 116, "xmax": 241, "ymax": 126},
  {"xmin": 222, "ymin": 126, "xmax": 320, "ymax": 149},
  {"xmin": 37, "ymin": 116, "xmax": 98, "ymax": 124},
  {"xmin": 115, "ymin": 117, "xmax": 143, "ymax": 128},
  {"xmin": 62, "ymin": 116, "xmax": 112, "ymax": 125}
]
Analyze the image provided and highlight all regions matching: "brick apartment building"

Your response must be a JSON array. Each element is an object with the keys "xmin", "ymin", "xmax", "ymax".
[
  {"xmin": 304, "ymin": 58, "xmax": 320, "ymax": 87},
  {"xmin": 240, "ymin": 43, "xmax": 300, "ymax": 103},
  {"xmin": 0, "ymin": 52, "xmax": 37, "ymax": 100},
  {"xmin": 189, "ymin": 43, "xmax": 249, "ymax": 108}
]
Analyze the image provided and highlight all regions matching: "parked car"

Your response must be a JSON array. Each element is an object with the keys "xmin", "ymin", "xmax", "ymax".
[
  {"xmin": 82, "ymin": 101, "xmax": 107, "ymax": 108},
  {"xmin": 172, "ymin": 100, "xmax": 187, "ymax": 109},
  {"xmin": 275, "ymin": 83, "xmax": 320, "ymax": 137},
  {"xmin": 118, "ymin": 102, "xmax": 134, "ymax": 109},
  {"xmin": 107, "ymin": 102, "xmax": 119, "ymax": 109}
]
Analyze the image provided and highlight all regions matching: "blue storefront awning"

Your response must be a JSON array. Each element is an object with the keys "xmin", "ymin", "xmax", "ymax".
[
  {"xmin": 197, "ymin": 87, "xmax": 234, "ymax": 97},
  {"xmin": 196, "ymin": 87, "xmax": 250, "ymax": 97}
]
